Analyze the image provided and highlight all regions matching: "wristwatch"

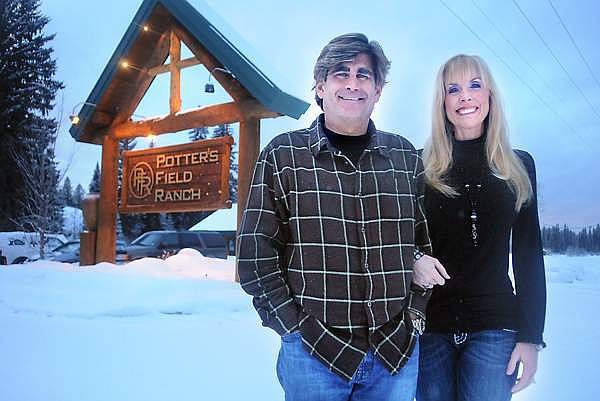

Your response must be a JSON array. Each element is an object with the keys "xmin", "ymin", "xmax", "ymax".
[
  {"xmin": 414, "ymin": 248, "xmax": 425, "ymax": 261},
  {"xmin": 535, "ymin": 342, "xmax": 546, "ymax": 351}
]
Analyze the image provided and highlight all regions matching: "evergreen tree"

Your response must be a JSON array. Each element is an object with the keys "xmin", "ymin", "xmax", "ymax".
[
  {"xmin": 160, "ymin": 213, "xmax": 176, "ymax": 231},
  {"xmin": 542, "ymin": 224, "xmax": 600, "ymax": 255},
  {"xmin": 72, "ymin": 184, "xmax": 85, "ymax": 208},
  {"xmin": 140, "ymin": 213, "xmax": 162, "ymax": 233},
  {"xmin": 123, "ymin": 213, "xmax": 144, "ymax": 242},
  {"xmin": 0, "ymin": 0, "xmax": 63, "ymax": 230},
  {"xmin": 189, "ymin": 126, "xmax": 210, "ymax": 141},
  {"xmin": 60, "ymin": 176, "xmax": 73, "ymax": 207},
  {"xmin": 593, "ymin": 225, "xmax": 600, "ymax": 253},
  {"xmin": 212, "ymin": 124, "xmax": 238, "ymax": 202},
  {"xmin": 89, "ymin": 162, "xmax": 101, "ymax": 193},
  {"xmin": 212, "ymin": 124, "xmax": 229, "ymax": 137},
  {"xmin": 229, "ymin": 147, "xmax": 239, "ymax": 203},
  {"xmin": 116, "ymin": 212, "xmax": 124, "ymax": 241}
]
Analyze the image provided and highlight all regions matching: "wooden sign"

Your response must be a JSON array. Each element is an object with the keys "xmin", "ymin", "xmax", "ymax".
[{"xmin": 120, "ymin": 136, "xmax": 233, "ymax": 213}]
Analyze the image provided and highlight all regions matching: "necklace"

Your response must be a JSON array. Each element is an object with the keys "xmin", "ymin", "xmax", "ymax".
[{"xmin": 464, "ymin": 183, "xmax": 482, "ymax": 247}]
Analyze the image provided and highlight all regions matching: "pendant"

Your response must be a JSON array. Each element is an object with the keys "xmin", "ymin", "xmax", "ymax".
[{"xmin": 470, "ymin": 210, "xmax": 479, "ymax": 247}]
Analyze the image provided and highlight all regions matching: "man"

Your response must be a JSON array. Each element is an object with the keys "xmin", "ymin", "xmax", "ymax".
[{"xmin": 238, "ymin": 33, "xmax": 447, "ymax": 401}]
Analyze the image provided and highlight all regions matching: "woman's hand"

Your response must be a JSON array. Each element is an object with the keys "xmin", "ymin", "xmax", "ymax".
[
  {"xmin": 506, "ymin": 342, "xmax": 540, "ymax": 393},
  {"xmin": 413, "ymin": 255, "xmax": 450, "ymax": 289}
]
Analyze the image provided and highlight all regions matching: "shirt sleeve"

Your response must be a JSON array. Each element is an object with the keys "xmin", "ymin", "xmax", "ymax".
[
  {"xmin": 408, "ymin": 149, "xmax": 434, "ymax": 318},
  {"xmin": 413, "ymin": 150, "xmax": 433, "ymax": 256},
  {"xmin": 237, "ymin": 145, "xmax": 305, "ymax": 336},
  {"xmin": 512, "ymin": 150, "xmax": 546, "ymax": 345}
]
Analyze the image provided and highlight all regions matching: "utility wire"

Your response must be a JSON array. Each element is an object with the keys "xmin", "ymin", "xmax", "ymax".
[
  {"xmin": 470, "ymin": 0, "xmax": 565, "ymax": 105},
  {"xmin": 547, "ymin": 0, "xmax": 600, "ymax": 94},
  {"xmin": 438, "ymin": 0, "xmax": 582, "ymax": 141},
  {"xmin": 512, "ymin": 0, "xmax": 600, "ymax": 122}
]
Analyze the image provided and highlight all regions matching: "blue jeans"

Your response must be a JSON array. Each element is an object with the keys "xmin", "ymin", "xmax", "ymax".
[
  {"xmin": 416, "ymin": 330, "xmax": 518, "ymax": 401},
  {"xmin": 276, "ymin": 332, "xmax": 419, "ymax": 401}
]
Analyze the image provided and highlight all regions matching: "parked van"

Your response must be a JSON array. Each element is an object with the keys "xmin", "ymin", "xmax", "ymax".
[
  {"xmin": 0, "ymin": 232, "xmax": 67, "ymax": 264},
  {"xmin": 126, "ymin": 230, "xmax": 227, "ymax": 261}
]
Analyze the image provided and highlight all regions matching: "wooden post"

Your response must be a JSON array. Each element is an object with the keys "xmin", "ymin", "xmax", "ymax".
[
  {"xmin": 80, "ymin": 194, "xmax": 100, "ymax": 266},
  {"xmin": 95, "ymin": 135, "xmax": 119, "ymax": 263},
  {"xmin": 236, "ymin": 117, "xmax": 260, "ymax": 281},
  {"xmin": 169, "ymin": 31, "xmax": 181, "ymax": 115}
]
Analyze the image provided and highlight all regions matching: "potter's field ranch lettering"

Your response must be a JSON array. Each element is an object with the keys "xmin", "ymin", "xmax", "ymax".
[{"xmin": 120, "ymin": 136, "xmax": 233, "ymax": 213}]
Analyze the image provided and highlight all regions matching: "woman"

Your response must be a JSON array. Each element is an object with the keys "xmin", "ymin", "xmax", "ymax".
[{"xmin": 413, "ymin": 54, "xmax": 546, "ymax": 401}]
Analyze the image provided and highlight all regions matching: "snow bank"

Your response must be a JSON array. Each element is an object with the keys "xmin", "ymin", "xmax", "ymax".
[
  {"xmin": 545, "ymin": 254, "xmax": 600, "ymax": 287},
  {"xmin": 0, "ymin": 249, "xmax": 238, "ymax": 320}
]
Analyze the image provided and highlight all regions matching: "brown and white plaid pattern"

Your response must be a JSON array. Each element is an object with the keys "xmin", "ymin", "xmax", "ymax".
[{"xmin": 238, "ymin": 115, "xmax": 432, "ymax": 380}]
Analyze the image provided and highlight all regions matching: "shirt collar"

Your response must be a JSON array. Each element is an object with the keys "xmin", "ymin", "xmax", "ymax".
[{"xmin": 308, "ymin": 114, "xmax": 390, "ymax": 158}]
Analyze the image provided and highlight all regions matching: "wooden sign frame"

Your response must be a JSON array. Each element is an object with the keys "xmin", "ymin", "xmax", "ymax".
[{"xmin": 120, "ymin": 136, "xmax": 234, "ymax": 213}]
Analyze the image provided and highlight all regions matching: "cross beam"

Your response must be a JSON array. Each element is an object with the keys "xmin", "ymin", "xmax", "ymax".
[{"xmin": 110, "ymin": 99, "xmax": 279, "ymax": 139}]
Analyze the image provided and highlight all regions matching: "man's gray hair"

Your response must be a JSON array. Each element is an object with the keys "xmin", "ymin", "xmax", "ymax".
[{"xmin": 313, "ymin": 33, "xmax": 391, "ymax": 108}]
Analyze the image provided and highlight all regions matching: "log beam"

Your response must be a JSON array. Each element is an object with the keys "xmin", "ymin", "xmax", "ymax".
[
  {"xmin": 91, "ymin": 110, "xmax": 115, "ymax": 126},
  {"xmin": 95, "ymin": 136, "xmax": 119, "ymax": 263},
  {"xmin": 236, "ymin": 117, "xmax": 261, "ymax": 282},
  {"xmin": 110, "ymin": 100, "xmax": 279, "ymax": 139},
  {"xmin": 109, "ymin": 31, "xmax": 171, "ymax": 128},
  {"xmin": 169, "ymin": 31, "xmax": 182, "ymax": 115},
  {"xmin": 147, "ymin": 57, "xmax": 200, "ymax": 76},
  {"xmin": 172, "ymin": 24, "xmax": 251, "ymax": 101}
]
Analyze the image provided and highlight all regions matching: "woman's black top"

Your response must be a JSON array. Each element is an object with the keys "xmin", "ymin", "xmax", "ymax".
[{"xmin": 423, "ymin": 135, "xmax": 546, "ymax": 344}]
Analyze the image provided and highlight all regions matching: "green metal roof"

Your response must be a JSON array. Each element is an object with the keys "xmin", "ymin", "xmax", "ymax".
[{"xmin": 69, "ymin": 0, "xmax": 309, "ymax": 144}]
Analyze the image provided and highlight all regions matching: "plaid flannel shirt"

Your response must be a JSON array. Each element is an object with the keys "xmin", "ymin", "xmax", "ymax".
[{"xmin": 238, "ymin": 115, "xmax": 432, "ymax": 380}]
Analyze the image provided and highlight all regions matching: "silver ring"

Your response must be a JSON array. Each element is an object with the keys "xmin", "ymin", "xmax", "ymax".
[{"xmin": 424, "ymin": 283, "xmax": 434, "ymax": 289}]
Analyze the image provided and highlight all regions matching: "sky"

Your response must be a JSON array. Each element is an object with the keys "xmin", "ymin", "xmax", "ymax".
[
  {"xmin": 1, "ymin": 253, "xmax": 599, "ymax": 400},
  {"xmin": 40, "ymin": 0, "xmax": 600, "ymax": 228}
]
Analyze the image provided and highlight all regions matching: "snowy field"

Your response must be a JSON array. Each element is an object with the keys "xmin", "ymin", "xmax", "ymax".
[{"xmin": 1, "ymin": 251, "xmax": 599, "ymax": 401}]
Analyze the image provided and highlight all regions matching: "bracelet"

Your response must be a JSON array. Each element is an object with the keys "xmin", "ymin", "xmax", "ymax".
[{"xmin": 411, "ymin": 317, "xmax": 426, "ymax": 335}]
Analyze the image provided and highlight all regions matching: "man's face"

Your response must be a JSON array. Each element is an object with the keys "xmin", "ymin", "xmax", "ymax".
[{"xmin": 316, "ymin": 53, "xmax": 381, "ymax": 135}]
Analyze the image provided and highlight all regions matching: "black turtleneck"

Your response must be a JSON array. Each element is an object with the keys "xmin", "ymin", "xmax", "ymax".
[
  {"xmin": 323, "ymin": 125, "xmax": 371, "ymax": 165},
  {"xmin": 423, "ymin": 136, "xmax": 546, "ymax": 345}
]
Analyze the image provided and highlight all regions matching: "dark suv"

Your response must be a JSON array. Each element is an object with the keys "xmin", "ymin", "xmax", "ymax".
[{"xmin": 126, "ymin": 231, "xmax": 227, "ymax": 261}]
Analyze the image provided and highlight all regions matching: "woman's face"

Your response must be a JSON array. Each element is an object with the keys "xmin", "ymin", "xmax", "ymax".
[{"xmin": 443, "ymin": 71, "xmax": 490, "ymax": 140}]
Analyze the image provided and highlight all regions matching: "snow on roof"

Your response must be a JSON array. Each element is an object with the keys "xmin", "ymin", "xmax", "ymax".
[{"xmin": 190, "ymin": 203, "xmax": 237, "ymax": 231}]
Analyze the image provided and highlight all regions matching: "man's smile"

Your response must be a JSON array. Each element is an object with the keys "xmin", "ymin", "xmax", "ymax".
[{"xmin": 338, "ymin": 95, "xmax": 365, "ymax": 101}]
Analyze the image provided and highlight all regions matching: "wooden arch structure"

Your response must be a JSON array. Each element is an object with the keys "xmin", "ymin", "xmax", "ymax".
[{"xmin": 69, "ymin": 0, "xmax": 309, "ymax": 263}]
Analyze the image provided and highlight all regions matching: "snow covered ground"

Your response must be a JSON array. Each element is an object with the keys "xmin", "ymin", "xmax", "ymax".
[{"xmin": 1, "ymin": 252, "xmax": 598, "ymax": 401}]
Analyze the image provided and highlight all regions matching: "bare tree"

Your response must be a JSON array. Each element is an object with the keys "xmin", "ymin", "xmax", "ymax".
[{"xmin": 11, "ymin": 116, "xmax": 63, "ymax": 259}]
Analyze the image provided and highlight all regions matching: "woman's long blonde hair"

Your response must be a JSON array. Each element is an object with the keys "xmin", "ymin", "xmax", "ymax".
[{"xmin": 423, "ymin": 54, "xmax": 532, "ymax": 211}]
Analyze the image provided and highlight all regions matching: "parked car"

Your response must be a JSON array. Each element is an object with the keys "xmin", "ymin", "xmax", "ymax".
[
  {"xmin": 49, "ymin": 240, "xmax": 128, "ymax": 264},
  {"xmin": 126, "ymin": 230, "xmax": 227, "ymax": 261},
  {"xmin": 0, "ymin": 232, "xmax": 67, "ymax": 264},
  {"xmin": 214, "ymin": 230, "xmax": 237, "ymax": 256}
]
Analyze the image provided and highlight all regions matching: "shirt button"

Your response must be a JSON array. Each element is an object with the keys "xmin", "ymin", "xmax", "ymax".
[
  {"xmin": 367, "ymin": 301, "xmax": 372, "ymax": 307},
  {"xmin": 459, "ymin": 299, "xmax": 464, "ymax": 304},
  {"xmin": 358, "ymin": 192, "xmax": 362, "ymax": 197},
  {"xmin": 361, "ymin": 226, "xmax": 366, "ymax": 233},
  {"xmin": 364, "ymin": 262, "xmax": 369, "ymax": 269}
]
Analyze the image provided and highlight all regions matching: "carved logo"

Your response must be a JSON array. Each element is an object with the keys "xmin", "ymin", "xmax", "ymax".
[{"xmin": 129, "ymin": 162, "xmax": 154, "ymax": 199}]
